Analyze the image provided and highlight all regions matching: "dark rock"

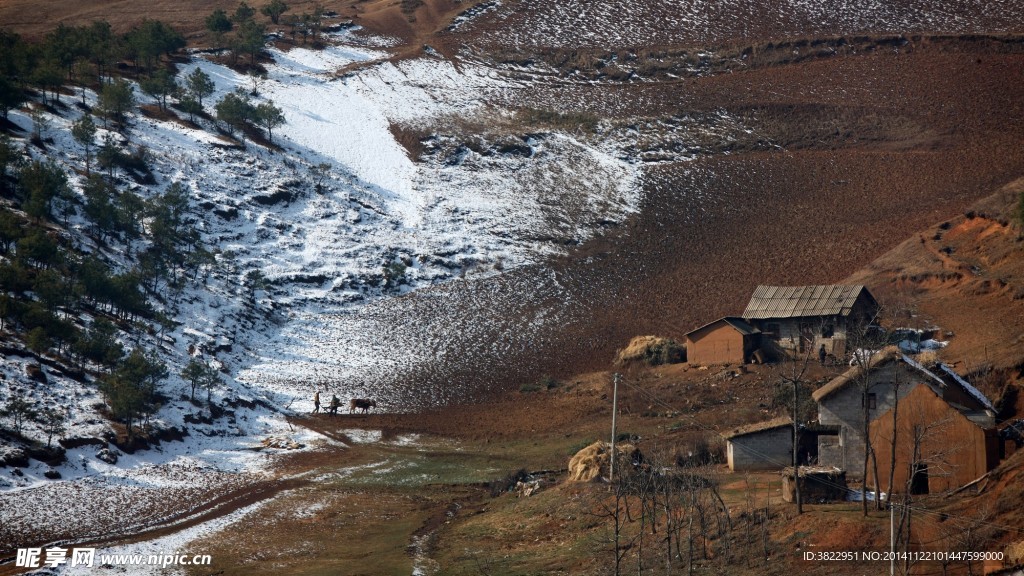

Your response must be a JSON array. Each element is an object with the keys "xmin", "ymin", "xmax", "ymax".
[
  {"xmin": 44, "ymin": 469, "xmax": 61, "ymax": 480},
  {"xmin": 96, "ymin": 448, "xmax": 119, "ymax": 464},
  {"xmin": 1, "ymin": 448, "xmax": 30, "ymax": 468},
  {"xmin": 112, "ymin": 435, "xmax": 149, "ymax": 454},
  {"xmin": 223, "ymin": 396, "xmax": 258, "ymax": 410},
  {"xmin": 214, "ymin": 206, "xmax": 239, "ymax": 220},
  {"xmin": 252, "ymin": 188, "xmax": 295, "ymax": 205},
  {"xmin": 27, "ymin": 445, "xmax": 66, "ymax": 466},
  {"xmin": 59, "ymin": 436, "xmax": 108, "ymax": 449},
  {"xmin": 25, "ymin": 364, "xmax": 47, "ymax": 383},
  {"xmin": 152, "ymin": 426, "xmax": 185, "ymax": 443},
  {"xmin": 184, "ymin": 413, "xmax": 213, "ymax": 425},
  {"xmin": 497, "ymin": 141, "xmax": 533, "ymax": 157}
]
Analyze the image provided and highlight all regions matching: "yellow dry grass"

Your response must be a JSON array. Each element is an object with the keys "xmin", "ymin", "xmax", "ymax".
[{"xmin": 613, "ymin": 335, "xmax": 679, "ymax": 366}]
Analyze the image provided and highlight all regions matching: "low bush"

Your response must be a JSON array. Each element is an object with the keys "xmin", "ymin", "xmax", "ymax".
[{"xmin": 488, "ymin": 468, "xmax": 529, "ymax": 497}]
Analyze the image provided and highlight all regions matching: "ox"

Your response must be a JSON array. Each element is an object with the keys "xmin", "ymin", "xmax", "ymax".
[{"xmin": 349, "ymin": 398, "xmax": 377, "ymax": 414}]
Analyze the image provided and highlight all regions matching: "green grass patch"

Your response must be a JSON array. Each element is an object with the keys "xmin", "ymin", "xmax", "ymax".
[{"xmin": 516, "ymin": 107, "xmax": 600, "ymax": 133}]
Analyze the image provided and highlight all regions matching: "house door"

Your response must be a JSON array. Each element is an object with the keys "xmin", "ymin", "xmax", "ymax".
[
  {"xmin": 910, "ymin": 463, "xmax": 929, "ymax": 495},
  {"xmin": 799, "ymin": 323, "xmax": 814, "ymax": 353}
]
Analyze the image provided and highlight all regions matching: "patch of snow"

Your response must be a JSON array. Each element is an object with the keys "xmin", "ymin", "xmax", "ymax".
[
  {"xmin": 1, "ymin": 23, "xmax": 645, "ymax": 547},
  {"xmin": 339, "ymin": 429, "xmax": 383, "ymax": 444},
  {"xmin": 50, "ymin": 495, "xmax": 275, "ymax": 575},
  {"xmin": 920, "ymin": 338, "xmax": 948, "ymax": 350}
]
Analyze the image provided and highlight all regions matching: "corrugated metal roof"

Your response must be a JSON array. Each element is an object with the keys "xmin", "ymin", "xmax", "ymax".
[
  {"xmin": 900, "ymin": 354, "xmax": 946, "ymax": 387},
  {"xmin": 811, "ymin": 348, "xmax": 949, "ymax": 403},
  {"xmin": 742, "ymin": 284, "xmax": 872, "ymax": 319},
  {"xmin": 935, "ymin": 362, "xmax": 995, "ymax": 412}
]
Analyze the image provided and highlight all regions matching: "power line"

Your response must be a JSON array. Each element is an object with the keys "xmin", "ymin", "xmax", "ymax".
[
  {"xmin": 615, "ymin": 373, "xmax": 1024, "ymax": 536},
  {"xmin": 895, "ymin": 502, "xmax": 1024, "ymax": 536},
  {"xmin": 618, "ymin": 374, "xmax": 855, "ymax": 493}
]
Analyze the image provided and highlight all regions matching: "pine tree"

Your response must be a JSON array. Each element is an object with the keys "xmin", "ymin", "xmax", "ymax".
[
  {"xmin": 234, "ymin": 20, "xmax": 266, "ymax": 67},
  {"xmin": 0, "ymin": 210, "xmax": 22, "ymax": 254},
  {"xmin": 215, "ymin": 89, "xmax": 255, "ymax": 135},
  {"xmin": 124, "ymin": 20, "xmax": 184, "ymax": 71},
  {"xmin": 205, "ymin": 9, "xmax": 233, "ymax": 47},
  {"xmin": 84, "ymin": 21, "xmax": 115, "ymax": 84},
  {"xmin": 0, "ymin": 134, "xmax": 21, "ymax": 194},
  {"xmin": 185, "ymin": 68, "xmax": 215, "ymax": 107},
  {"xmin": 83, "ymin": 174, "xmax": 117, "ymax": 241},
  {"xmin": 140, "ymin": 68, "xmax": 176, "ymax": 111},
  {"xmin": 247, "ymin": 68, "xmax": 266, "ymax": 95},
  {"xmin": 31, "ymin": 59, "xmax": 64, "ymax": 104},
  {"xmin": 261, "ymin": 0, "xmax": 290, "ymax": 24},
  {"xmin": 100, "ymin": 348, "xmax": 167, "ymax": 438},
  {"xmin": 0, "ymin": 397, "xmax": 37, "ymax": 433},
  {"xmin": 233, "ymin": 2, "xmax": 256, "ymax": 24},
  {"xmin": 98, "ymin": 79, "xmax": 135, "ymax": 130},
  {"xmin": 16, "ymin": 229, "xmax": 59, "ymax": 268},
  {"xmin": 255, "ymin": 100, "xmax": 285, "ymax": 142},
  {"xmin": 71, "ymin": 114, "xmax": 97, "ymax": 175},
  {"xmin": 19, "ymin": 159, "xmax": 68, "ymax": 221},
  {"xmin": 200, "ymin": 362, "xmax": 222, "ymax": 407},
  {"xmin": 41, "ymin": 407, "xmax": 67, "ymax": 448},
  {"xmin": 181, "ymin": 359, "xmax": 206, "ymax": 401},
  {"xmin": 26, "ymin": 326, "xmax": 51, "ymax": 353},
  {"xmin": 97, "ymin": 133, "xmax": 120, "ymax": 178},
  {"xmin": 0, "ymin": 76, "xmax": 27, "ymax": 121}
]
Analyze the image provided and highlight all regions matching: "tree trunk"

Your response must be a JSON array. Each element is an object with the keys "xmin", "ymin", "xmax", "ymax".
[
  {"xmin": 862, "ymin": 390, "xmax": 871, "ymax": 516},
  {"xmin": 793, "ymin": 381, "xmax": 802, "ymax": 514}
]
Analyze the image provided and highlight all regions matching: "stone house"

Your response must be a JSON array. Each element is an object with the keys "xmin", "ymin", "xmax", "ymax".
[
  {"xmin": 812, "ymin": 347, "xmax": 995, "ymax": 477},
  {"xmin": 742, "ymin": 284, "xmax": 879, "ymax": 357},
  {"xmin": 724, "ymin": 416, "xmax": 793, "ymax": 471}
]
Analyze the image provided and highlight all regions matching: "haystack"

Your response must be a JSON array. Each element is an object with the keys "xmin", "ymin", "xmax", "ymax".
[
  {"xmin": 567, "ymin": 441, "xmax": 635, "ymax": 482},
  {"xmin": 262, "ymin": 436, "xmax": 303, "ymax": 449},
  {"xmin": 614, "ymin": 336, "xmax": 685, "ymax": 366},
  {"xmin": 1007, "ymin": 540, "xmax": 1024, "ymax": 566}
]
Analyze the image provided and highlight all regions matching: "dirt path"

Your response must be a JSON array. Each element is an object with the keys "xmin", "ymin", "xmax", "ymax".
[{"xmin": 0, "ymin": 475, "xmax": 309, "ymax": 576}]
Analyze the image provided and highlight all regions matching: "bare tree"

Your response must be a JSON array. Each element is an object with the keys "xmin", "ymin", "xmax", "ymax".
[
  {"xmin": 584, "ymin": 442, "xmax": 739, "ymax": 575},
  {"xmin": 773, "ymin": 339, "xmax": 818, "ymax": 515},
  {"xmin": 885, "ymin": 361, "xmax": 904, "ymax": 502},
  {"xmin": 585, "ymin": 447, "xmax": 633, "ymax": 576},
  {"xmin": 891, "ymin": 409, "xmax": 961, "ymax": 575},
  {"xmin": 844, "ymin": 311, "xmax": 888, "ymax": 515}
]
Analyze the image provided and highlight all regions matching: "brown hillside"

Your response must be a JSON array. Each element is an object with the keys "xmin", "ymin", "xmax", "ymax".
[
  {"xmin": 366, "ymin": 40, "xmax": 1024, "ymax": 406},
  {"xmin": 848, "ymin": 178, "xmax": 1024, "ymax": 371},
  {"xmin": 846, "ymin": 179, "xmax": 1024, "ymax": 414},
  {"xmin": 4, "ymin": 2, "xmax": 1024, "ymax": 406}
]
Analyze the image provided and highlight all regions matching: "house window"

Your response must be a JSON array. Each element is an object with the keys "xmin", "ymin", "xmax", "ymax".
[
  {"xmin": 822, "ymin": 324, "xmax": 834, "ymax": 338},
  {"xmin": 862, "ymin": 393, "xmax": 877, "ymax": 409}
]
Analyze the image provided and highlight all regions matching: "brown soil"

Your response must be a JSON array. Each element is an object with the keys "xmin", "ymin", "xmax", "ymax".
[
  {"xmin": 3, "ymin": 4, "xmax": 1023, "ymax": 573},
  {"xmin": 0, "ymin": 1, "xmax": 349, "ymax": 40},
  {"xmin": 847, "ymin": 178, "xmax": 1024, "ymax": 399},
  {"xmin": 6, "ymin": 2, "xmax": 1023, "ymax": 401}
]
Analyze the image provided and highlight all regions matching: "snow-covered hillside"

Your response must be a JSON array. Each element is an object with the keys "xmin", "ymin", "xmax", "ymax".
[
  {"xmin": 165, "ymin": 31, "xmax": 642, "ymax": 403},
  {"xmin": 0, "ymin": 25, "xmax": 644, "ymax": 496}
]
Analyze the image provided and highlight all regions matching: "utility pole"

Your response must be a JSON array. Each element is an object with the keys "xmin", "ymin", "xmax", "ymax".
[
  {"xmin": 793, "ymin": 378, "xmax": 802, "ymax": 514},
  {"xmin": 890, "ymin": 500, "xmax": 895, "ymax": 576},
  {"xmin": 610, "ymin": 372, "xmax": 619, "ymax": 483}
]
